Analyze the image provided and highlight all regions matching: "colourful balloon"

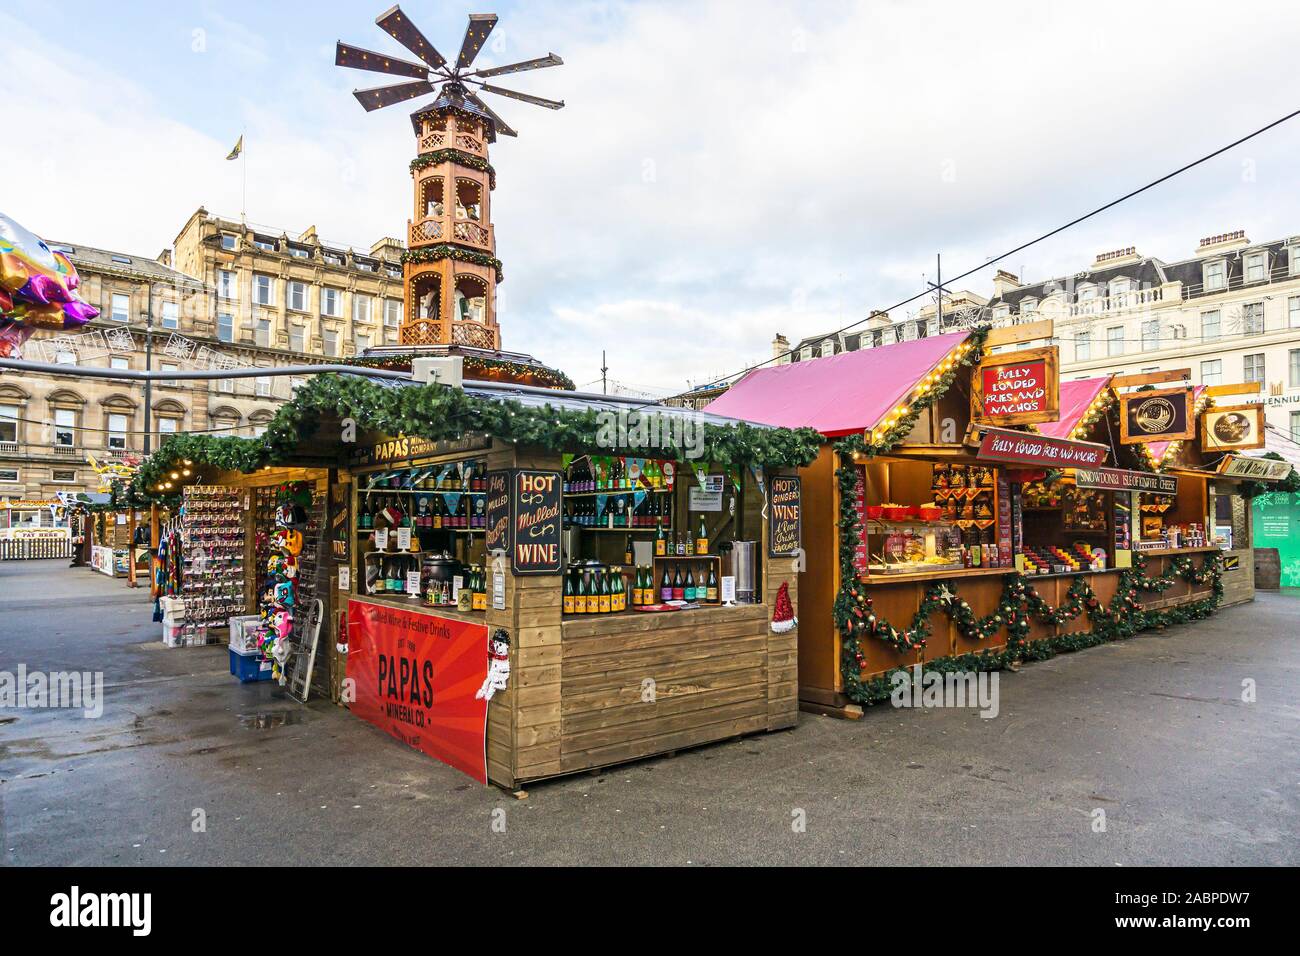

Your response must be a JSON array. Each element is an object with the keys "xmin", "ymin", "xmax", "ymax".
[{"xmin": 0, "ymin": 211, "xmax": 98, "ymax": 357}]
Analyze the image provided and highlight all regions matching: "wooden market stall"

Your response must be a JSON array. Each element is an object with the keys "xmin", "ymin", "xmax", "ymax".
[
  {"xmin": 131, "ymin": 370, "xmax": 816, "ymax": 789},
  {"xmin": 706, "ymin": 326, "xmax": 1233, "ymax": 716}
]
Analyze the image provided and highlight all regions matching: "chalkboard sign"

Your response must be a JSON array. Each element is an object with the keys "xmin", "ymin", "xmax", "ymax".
[
  {"xmin": 330, "ymin": 481, "xmax": 350, "ymax": 562},
  {"xmin": 511, "ymin": 469, "xmax": 563, "ymax": 575},
  {"xmin": 768, "ymin": 476, "xmax": 802, "ymax": 558},
  {"xmin": 484, "ymin": 470, "xmax": 511, "ymax": 554}
]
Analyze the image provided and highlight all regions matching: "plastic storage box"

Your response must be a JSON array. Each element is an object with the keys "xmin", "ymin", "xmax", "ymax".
[{"xmin": 229, "ymin": 646, "xmax": 273, "ymax": 683}]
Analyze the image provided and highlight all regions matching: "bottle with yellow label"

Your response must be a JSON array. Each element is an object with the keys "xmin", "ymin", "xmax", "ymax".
[
  {"xmin": 598, "ymin": 570, "xmax": 612, "ymax": 614},
  {"xmin": 696, "ymin": 516, "xmax": 709, "ymax": 555},
  {"xmin": 655, "ymin": 517, "xmax": 666, "ymax": 556}
]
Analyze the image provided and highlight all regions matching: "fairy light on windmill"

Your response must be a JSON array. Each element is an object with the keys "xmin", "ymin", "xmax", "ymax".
[{"xmin": 336, "ymin": 6, "xmax": 567, "ymax": 385}]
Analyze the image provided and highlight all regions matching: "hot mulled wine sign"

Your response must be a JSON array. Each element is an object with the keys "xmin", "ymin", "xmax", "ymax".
[
  {"xmin": 971, "ymin": 346, "xmax": 1060, "ymax": 427},
  {"xmin": 511, "ymin": 469, "xmax": 563, "ymax": 575}
]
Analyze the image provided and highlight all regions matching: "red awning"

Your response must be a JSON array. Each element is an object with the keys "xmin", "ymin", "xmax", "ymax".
[
  {"xmin": 1035, "ymin": 375, "xmax": 1112, "ymax": 440},
  {"xmin": 703, "ymin": 331, "xmax": 971, "ymax": 437}
]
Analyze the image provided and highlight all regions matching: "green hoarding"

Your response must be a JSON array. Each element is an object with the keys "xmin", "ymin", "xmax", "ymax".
[{"xmin": 1252, "ymin": 491, "xmax": 1300, "ymax": 587}]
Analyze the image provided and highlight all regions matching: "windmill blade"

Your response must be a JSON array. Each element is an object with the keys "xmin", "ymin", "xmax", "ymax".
[
  {"xmin": 352, "ymin": 79, "xmax": 434, "ymax": 112},
  {"xmin": 455, "ymin": 13, "xmax": 499, "ymax": 70},
  {"xmin": 462, "ymin": 89, "xmax": 518, "ymax": 138},
  {"xmin": 375, "ymin": 4, "xmax": 447, "ymax": 70},
  {"xmin": 475, "ymin": 81, "xmax": 565, "ymax": 110},
  {"xmin": 469, "ymin": 52, "xmax": 563, "ymax": 79},
  {"xmin": 335, "ymin": 42, "xmax": 430, "ymax": 80}
]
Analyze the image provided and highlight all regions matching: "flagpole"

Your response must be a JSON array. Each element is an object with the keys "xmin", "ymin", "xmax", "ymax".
[{"xmin": 241, "ymin": 132, "xmax": 247, "ymax": 224}]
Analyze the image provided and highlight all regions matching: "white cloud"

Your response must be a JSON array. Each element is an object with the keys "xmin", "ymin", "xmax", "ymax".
[{"xmin": 5, "ymin": 0, "xmax": 1300, "ymax": 392}]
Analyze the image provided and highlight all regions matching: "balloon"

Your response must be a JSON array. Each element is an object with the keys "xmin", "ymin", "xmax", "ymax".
[{"xmin": 0, "ymin": 211, "xmax": 98, "ymax": 357}]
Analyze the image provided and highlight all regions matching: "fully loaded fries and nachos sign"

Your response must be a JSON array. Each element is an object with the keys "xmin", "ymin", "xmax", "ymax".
[
  {"xmin": 347, "ymin": 599, "xmax": 489, "ymax": 784},
  {"xmin": 976, "ymin": 427, "xmax": 1108, "ymax": 469},
  {"xmin": 970, "ymin": 346, "xmax": 1060, "ymax": 427}
]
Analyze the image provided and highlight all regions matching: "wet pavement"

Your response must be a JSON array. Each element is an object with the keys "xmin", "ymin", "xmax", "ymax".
[{"xmin": 1, "ymin": 559, "xmax": 1297, "ymax": 865}]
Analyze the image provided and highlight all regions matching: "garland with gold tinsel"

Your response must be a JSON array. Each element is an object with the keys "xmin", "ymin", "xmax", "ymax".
[
  {"xmin": 402, "ymin": 244, "xmax": 504, "ymax": 281},
  {"xmin": 409, "ymin": 149, "xmax": 497, "ymax": 189},
  {"xmin": 344, "ymin": 353, "xmax": 576, "ymax": 391},
  {"xmin": 126, "ymin": 373, "xmax": 823, "ymax": 500}
]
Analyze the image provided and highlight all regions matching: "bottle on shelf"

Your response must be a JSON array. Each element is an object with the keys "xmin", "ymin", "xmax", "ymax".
[
  {"xmin": 706, "ymin": 564, "xmax": 718, "ymax": 602},
  {"xmin": 684, "ymin": 566, "xmax": 696, "ymax": 602},
  {"xmin": 659, "ymin": 564, "xmax": 672, "ymax": 603},
  {"xmin": 563, "ymin": 571, "xmax": 576, "ymax": 615},
  {"xmin": 611, "ymin": 567, "xmax": 625, "ymax": 612},
  {"xmin": 696, "ymin": 516, "xmax": 709, "ymax": 555},
  {"xmin": 624, "ymin": 534, "xmax": 634, "ymax": 566},
  {"xmin": 598, "ymin": 570, "xmax": 612, "ymax": 614},
  {"xmin": 655, "ymin": 518, "xmax": 666, "ymax": 556},
  {"xmin": 576, "ymin": 572, "xmax": 589, "ymax": 614}
]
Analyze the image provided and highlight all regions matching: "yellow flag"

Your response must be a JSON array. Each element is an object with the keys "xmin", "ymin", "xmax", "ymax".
[{"xmin": 226, "ymin": 135, "xmax": 243, "ymax": 161}]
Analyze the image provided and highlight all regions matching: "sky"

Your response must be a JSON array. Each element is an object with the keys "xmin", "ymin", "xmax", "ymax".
[{"xmin": 4, "ymin": 0, "xmax": 1300, "ymax": 395}]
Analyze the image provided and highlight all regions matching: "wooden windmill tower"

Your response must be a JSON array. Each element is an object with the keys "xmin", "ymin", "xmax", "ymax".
[{"xmin": 337, "ymin": 6, "xmax": 563, "ymax": 352}]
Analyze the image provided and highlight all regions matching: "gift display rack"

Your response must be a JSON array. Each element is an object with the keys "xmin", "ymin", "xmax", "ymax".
[{"xmin": 180, "ymin": 485, "xmax": 245, "ymax": 635}]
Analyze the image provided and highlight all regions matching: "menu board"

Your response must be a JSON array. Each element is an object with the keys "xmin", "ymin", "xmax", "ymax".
[
  {"xmin": 1119, "ymin": 387, "xmax": 1194, "ymax": 444},
  {"xmin": 971, "ymin": 346, "xmax": 1059, "ymax": 427},
  {"xmin": 484, "ymin": 470, "xmax": 511, "ymax": 553},
  {"xmin": 511, "ymin": 469, "xmax": 562, "ymax": 575},
  {"xmin": 768, "ymin": 476, "xmax": 802, "ymax": 557},
  {"xmin": 996, "ymin": 471, "xmax": 1013, "ymax": 568}
]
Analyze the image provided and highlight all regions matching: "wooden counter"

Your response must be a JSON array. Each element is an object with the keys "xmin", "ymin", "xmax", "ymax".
[{"xmin": 352, "ymin": 592, "xmax": 487, "ymax": 626}]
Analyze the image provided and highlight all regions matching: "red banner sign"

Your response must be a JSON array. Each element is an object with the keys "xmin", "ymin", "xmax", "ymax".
[
  {"xmin": 347, "ymin": 599, "xmax": 489, "ymax": 784},
  {"xmin": 977, "ymin": 427, "xmax": 1108, "ymax": 469},
  {"xmin": 971, "ymin": 346, "xmax": 1060, "ymax": 426}
]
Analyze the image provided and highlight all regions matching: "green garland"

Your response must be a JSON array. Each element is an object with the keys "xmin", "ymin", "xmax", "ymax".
[
  {"xmin": 409, "ymin": 149, "xmax": 497, "ymax": 189},
  {"xmin": 402, "ymin": 244, "xmax": 504, "ymax": 281},
  {"xmin": 128, "ymin": 373, "xmax": 823, "ymax": 500},
  {"xmin": 838, "ymin": 554, "xmax": 1224, "ymax": 705},
  {"xmin": 344, "ymin": 353, "xmax": 576, "ymax": 391}
]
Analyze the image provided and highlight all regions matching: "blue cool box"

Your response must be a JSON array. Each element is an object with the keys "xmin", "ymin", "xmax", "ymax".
[{"xmin": 229, "ymin": 647, "xmax": 273, "ymax": 683}]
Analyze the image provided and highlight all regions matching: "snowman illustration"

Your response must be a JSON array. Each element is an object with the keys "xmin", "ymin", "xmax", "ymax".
[{"xmin": 476, "ymin": 629, "xmax": 511, "ymax": 701}]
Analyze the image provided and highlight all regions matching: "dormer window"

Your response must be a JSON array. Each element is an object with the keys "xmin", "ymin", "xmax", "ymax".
[
  {"xmin": 1203, "ymin": 259, "xmax": 1227, "ymax": 292},
  {"xmin": 1108, "ymin": 277, "xmax": 1131, "ymax": 299},
  {"xmin": 821, "ymin": 338, "xmax": 836, "ymax": 356},
  {"xmin": 1289, "ymin": 244, "xmax": 1300, "ymax": 276},
  {"xmin": 1019, "ymin": 298, "xmax": 1038, "ymax": 317},
  {"xmin": 1077, "ymin": 284, "xmax": 1098, "ymax": 301},
  {"xmin": 253, "ymin": 236, "xmax": 277, "ymax": 252},
  {"xmin": 992, "ymin": 303, "xmax": 1011, "ymax": 321},
  {"xmin": 1243, "ymin": 251, "xmax": 1267, "ymax": 283}
]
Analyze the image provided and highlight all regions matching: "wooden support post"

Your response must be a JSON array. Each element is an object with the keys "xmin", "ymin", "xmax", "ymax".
[{"xmin": 127, "ymin": 509, "xmax": 138, "ymax": 587}]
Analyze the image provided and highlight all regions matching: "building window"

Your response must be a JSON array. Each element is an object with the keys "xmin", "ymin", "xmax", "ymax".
[
  {"xmin": 54, "ymin": 409, "xmax": 76, "ymax": 447},
  {"xmin": 110, "ymin": 357, "xmax": 129, "ymax": 371},
  {"xmin": 217, "ymin": 313, "xmax": 234, "ymax": 342},
  {"xmin": 1108, "ymin": 277, "xmax": 1131, "ymax": 299},
  {"xmin": 161, "ymin": 300, "xmax": 179, "ymax": 329},
  {"xmin": 384, "ymin": 299, "xmax": 402, "ymax": 327},
  {"xmin": 1290, "ymin": 246, "xmax": 1300, "ymax": 276},
  {"xmin": 158, "ymin": 418, "xmax": 178, "ymax": 441},
  {"xmin": 355, "ymin": 334, "xmax": 370, "ymax": 353},
  {"xmin": 1290, "ymin": 349, "xmax": 1300, "ymax": 389},
  {"xmin": 1203, "ymin": 260, "xmax": 1226, "ymax": 292},
  {"xmin": 107, "ymin": 413, "xmax": 128, "ymax": 450},
  {"xmin": 1107, "ymin": 326, "xmax": 1124, "ymax": 356},
  {"xmin": 1201, "ymin": 359, "xmax": 1223, "ymax": 386},
  {"xmin": 219, "ymin": 376, "xmax": 234, "ymax": 394},
  {"xmin": 221, "ymin": 233, "xmax": 237, "ymax": 251},
  {"xmin": 323, "ymin": 329, "xmax": 338, "ymax": 357},
  {"xmin": 1077, "ymin": 284, "xmax": 1098, "ymax": 301},
  {"xmin": 289, "ymin": 325, "xmax": 305, "ymax": 352},
  {"xmin": 321, "ymin": 288, "xmax": 341, "ymax": 317},
  {"xmin": 218, "ymin": 270, "xmax": 237, "ymax": 299},
  {"xmin": 255, "ymin": 375, "xmax": 272, "ymax": 398},
  {"xmin": 52, "ymin": 469, "xmax": 76, "ymax": 483},
  {"xmin": 1020, "ymin": 298, "xmax": 1037, "ymax": 317},
  {"xmin": 1243, "ymin": 353, "xmax": 1265, "ymax": 384},
  {"xmin": 56, "ymin": 348, "xmax": 77, "ymax": 365},
  {"xmin": 160, "ymin": 362, "xmax": 180, "ymax": 385},
  {"xmin": 288, "ymin": 281, "xmax": 307, "ymax": 312},
  {"xmin": 287, "ymin": 245, "xmax": 310, "ymax": 259},
  {"xmin": 253, "ymin": 274, "xmax": 274, "ymax": 306},
  {"xmin": 1292, "ymin": 411, "xmax": 1300, "ymax": 443},
  {"xmin": 253, "ymin": 237, "xmax": 276, "ymax": 252},
  {"xmin": 111, "ymin": 293, "xmax": 130, "ymax": 322},
  {"xmin": 255, "ymin": 319, "xmax": 272, "ymax": 347},
  {"xmin": 1289, "ymin": 296, "xmax": 1300, "ymax": 329},
  {"xmin": 0, "ymin": 468, "xmax": 19, "ymax": 483},
  {"xmin": 1074, "ymin": 332, "xmax": 1091, "ymax": 361},
  {"xmin": 1242, "ymin": 302, "xmax": 1265, "ymax": 335},
  {"xmin": 1243, "ymin": 252, "xmax": 1267, "ymax": 283},
  {"xmin": 352, "ymin": 294, "xmax": 371, "ymax": 324},
  {"xmin": 0, "ymin": 404, "xmax": 18, "ymax": 444},
  {"xmin": 385, "ymin": 263, "xmax": 402, "ymax": 279},
  {"xmin": 1141, "ymin": 319, "xmax": 1159, "ymax": 351},
  {"xmin": 1201, "ymin": 310, "xmax": 1221, "ymax": 340}
]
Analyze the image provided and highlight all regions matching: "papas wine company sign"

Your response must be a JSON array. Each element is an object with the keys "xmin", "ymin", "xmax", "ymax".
[
  {"xmin": 971, "ymin": 346, "xmax": 1060, "ymax": 427},
  {"xmin": 347, "ymin": 599, "xmax": 489, "ymax": 784},
  {"xmin": 768, "ymin": 476, "xmax": 802, "ymax": 557},
  {"xmin": 1119, "ymin": 386, "xmax": 1194, "ymax": 444}
]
